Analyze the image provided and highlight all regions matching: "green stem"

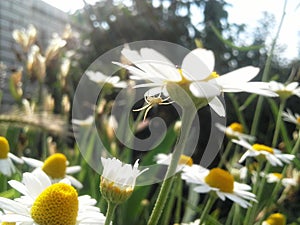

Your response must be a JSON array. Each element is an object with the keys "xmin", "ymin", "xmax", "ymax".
[
  {"xmin": 199, "ymin": 194, "xmax": 217, "ymax": 225},
  {"xmin": 218, "ymin": 140, "xmax": 233, "ymax": 168},
  {"xmin": 243, "ymin": 159, "xmax": 264, "ymax": 225},
  {"xmin": 104, "ymin": 202, "xmax": 117, "ymax": 225},
  {"xmin": 250, "ymin": 0, "xmax": 287, "ymax": 136},
  {"xmin": 244, "ymin": 162, "xmax": 271, "ymax": 225},
  {"xmin": 272, "ymin": 99, "xmax": 286, "ymax": 147},
  {"xmin": 228, "ymin": 93, "xmax": 249, "ymax": 133},
  {"xmin": 175, "ymin": 174, "xmax": 183, "ymax": 223},
  {"xmin": 147, "ymin": 111, "xmax": 196, "ymax": 225}
]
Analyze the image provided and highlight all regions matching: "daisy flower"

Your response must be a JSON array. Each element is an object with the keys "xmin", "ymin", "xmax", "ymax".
[
  {"xmin": 182, "ymin": 165, "xmax": 256, "ymax": 208},
  {"xmin": 232, "ymin": 139, "xmax": 295, "ymax": 166},
  {"xmin": 0, "ymin": 170, "xmax": 106, "ymax": 225},
  {"xmin": 0, "ymin": 136, "xmax": 23, "ymax": 177},
  {"xmin": 268, "ymin": 81, "xmax": 300, "ymax": 99},
  {"xmin": 114, "ymin": 48, "xmax": 276, "ymax": 116},
  {"xmin": 155, "ymin": 153, "xmax": 193, "ymax": 173},
  {"xmin": 22, "ymin": 153, "xmax": 83, "ymax": 189},
  {"xmin": 282, "ymin": 109, "xmax": 300, "ymax": 126},
  {"xmin": 262, "ymin": 213, "xmax": 286, "ymax": 225},
  {"xmin": 264, "ymin": 172, "xmax": 297, "ymax": 187},
  {"xmin": 215, "ymin": 122, "xmax": 255, "ymax": 141},
  {"xmin": 100, "ymin": 157, "xmax": 148, "ymax": 204},
  {"xmin": 85, "ymin": 70, "xmax": 127, "ymax": 88}
]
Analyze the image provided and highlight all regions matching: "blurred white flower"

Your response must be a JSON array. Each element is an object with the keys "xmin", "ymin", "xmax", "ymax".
[
  {"xmin": 155, "ymin": 153, "xmax": 193, "ymax": 173},
  {"xmin": 181, "ymin": 219, "xmax": 201, "ymax": 225},
  {"xmin": 12, "ymin": 24, "xmax": 37, "ymax": 52},
  {"xmin": 0, "ymin": 136, "xmax": 23, "ymax": 177},
  {"xmin": 0, "ymin": 170, "xmax": 106, "ymax": 224},
  {"xmin": 22, "ymin": 153, "xmax": 83, "ymax": 189},
  {"xmin": 263, "ymin": 172, "xmax": 297, "ymax": 187},
  {"xmin": 72, "ymin": 115, "xmax": 94, "ymax": 127},
  {"xmin": 282, "ymin": 109, "xmax": 300, "ymax": 126},
  {"xmin": 86, "ymin": 70, "xmax": 127, "ymax": 88},
  {"xmin": 233, "ymin": 139, "xmax": 295, "ymax": 167},
  {"xmin": 215, "ymin": 122, "xmax": 255, "ymax": 141},
  {"xmin": 268, "ymin": 81, "xmax": 300, "ymax": 99},
  {"xmin": 182, "ymin": 165, "xmax": 256, "ymax": 208}
]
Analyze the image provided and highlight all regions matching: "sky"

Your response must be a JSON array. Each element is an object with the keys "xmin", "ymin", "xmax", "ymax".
[{"xmin": 42, "ymin": 0, "xmax": 300, "ymax": 60}]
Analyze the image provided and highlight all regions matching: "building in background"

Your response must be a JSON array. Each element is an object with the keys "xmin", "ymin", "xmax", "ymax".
[{"xmin": 0, "ymin": 0, "xmax": 74, "ymax": 110}]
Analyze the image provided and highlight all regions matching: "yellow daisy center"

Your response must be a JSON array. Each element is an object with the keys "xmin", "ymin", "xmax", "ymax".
[
  {"xmin": 272, "ymin": 173, "xmax": 283, "ymax": 180},
  {"xmin": 31, "ymin": 183, "xmax": 78, "ymax": 225},
  {"xmin": 205, "ymin": 168, "xmax": 234, "ymax": 193},
  {"xmin": 265, "ymin": 213, "xmax": 286, "ymax": 225},
  {"xmin": 252, "ymin": 144, "xmax": 274, "ymax": 154},
  {"xmin": 42, "ymin": 153, "xmax": 67, "ymax": 179},
  {"xmin": 229, "ymin": 122, "xmax": 243, "ymax": 133},
  {"xmin": 177, "ymin": 69, "xmax": 220, "ymax": 85},
  {"xmin": 178, "ymin": 154, "xmax": 193, "ymax": 166},
  {"xmin": 0, "ymin": 137, "xmax": 10, "ymax": 159},
  {"xmin": 296, "ymin": 117, "xmax": 300, "ymax": 124}
]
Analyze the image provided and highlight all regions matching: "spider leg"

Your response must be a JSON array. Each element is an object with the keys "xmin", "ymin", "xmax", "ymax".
[
  {"xmin": 159, "ymin": 101, "xmax": 174, "ymax": 105},
  {"xmin": 133, "ymin": 104, "xmax": 150, "ymax": 112},
  {"xmin": 143, "ymin": 105, "xmax": 153, "ymax": 121}
]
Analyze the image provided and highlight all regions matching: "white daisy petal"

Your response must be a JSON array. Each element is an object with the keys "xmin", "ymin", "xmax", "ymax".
[
  {"xmin": 189, "ymin": 82, "xmax": 220, "ymax": 98},
  {"xmin": 216, "ymin": 66, "xmax": 259, "ymax": 84},
  {"xmin": 208, "ymin": 96, "xmax": 226, "ymax": 117},
  {"xmin": 21, "ymin": 157, "xmax": 44, "ymax": 168},
  {"xmin": 182, "ymin": 49, "xmax": 212, "ymax": 80}
]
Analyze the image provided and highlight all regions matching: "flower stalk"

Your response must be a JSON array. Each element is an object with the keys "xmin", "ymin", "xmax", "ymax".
[
  {"xmin": 147, "ymin": 98, "xmax": 197, "ymax": 225},
  {"xmin": 104, "ymin": 202, "xmax": 117, "ymax": 225}
]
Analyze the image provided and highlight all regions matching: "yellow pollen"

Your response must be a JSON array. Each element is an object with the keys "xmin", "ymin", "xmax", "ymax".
[
  {"xmin": 229, "ymin": 122, "xmax": 243, "ymax": 133},
  {"xmin": 1, "ymin": 222, "xmax": 16, "ymax": 225},
  {"xmin": 0, "ymin": 137, "xmax": 10, "ymax": 159},
  {"xmin": 272, "ymin": 173, "xmax": 283, "ymax": 180},
  {"xmin": 31, "ymin": 183, "xmax": 78, "ymax": 225},
  {"xmin": 178, "ymin": 154, "xmax": 193, "ymax": 166},
  {"xmin": 296, "ymin": 117, "xmax": 300, "ymax": 124},
  {"xmin": 265, "ymin": 213, "xmax": 286, "ymax": 225},
  {"xmin": 42, "ymin": 153, "xmax": 67, "ymax": 179},
  {"xmin": 252, "ymin": 144, "xmax": 274, "ymax": 154},
  {"xmin": 205, "ymin": 168, "xmax": 234, "ymax": 193}
]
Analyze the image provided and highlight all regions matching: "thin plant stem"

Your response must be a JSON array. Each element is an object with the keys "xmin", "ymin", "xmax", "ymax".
[
  {"xmin": 243, "ymin": 159, "xmax": 264, "ymax": 225},
  {"xmin": 244, "ymin": 162, "xmax": 271, "ymax": 225},
  {"xmin": 250, "ymin": 0, "xmax": 287, "ymax": 136},
  {"xmin": 258, "ymin": 129, "xmax": 300, "ymax": 223},
  {"xmin": 225, "ymin": 204, "xmax": 235, "ymax": 225},
  {"xmin": 272, "ymin": 99, "xmax": 286, "ymax": 147},
  {"xmin": 218, "ymin": 140, "xmax": 233, "ymax": 168},
  {"xmin": 199, "ymin": 194, "xmax": 217, "ymax": 225},
  {"xmin": 175, "ymin": 174, "xmax": 183, "ymax": 223},
  {"xmin": 147, "ymin": 110, "xmax": 196, "ymax": 225},
  {"xmin": 228, "ymin": 93, "xmax": 249, "ymax": 133},
  {"xmin": 104, "ymin": 202, "xmax": 117, "ymax": 225}
]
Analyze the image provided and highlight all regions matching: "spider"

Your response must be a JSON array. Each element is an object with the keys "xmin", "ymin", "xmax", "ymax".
[{"xmin": 133, "ymin": 93, "xmax": 174, "ymax": 121}]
